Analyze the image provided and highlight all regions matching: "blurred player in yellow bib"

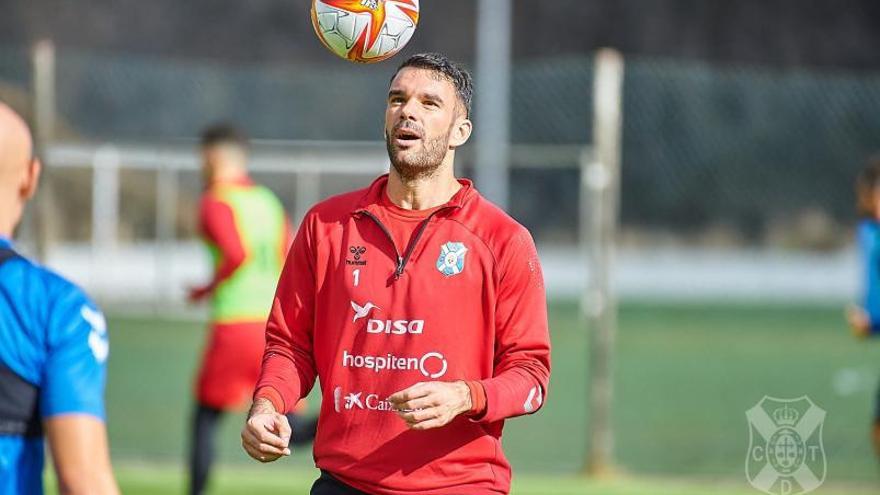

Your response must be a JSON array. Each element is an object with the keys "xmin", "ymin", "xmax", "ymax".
[{"xmin": 187, "ymin": 124, "xmax": 316, "ymax": 495}]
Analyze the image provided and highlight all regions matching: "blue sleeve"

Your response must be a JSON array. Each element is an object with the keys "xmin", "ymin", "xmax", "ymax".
[
  {"xmin": 859, "ymin": 222, "xmax": 880, "ymax": 336},
  {"xmin": 39, "ymin": 288, "xmax": 108, "ymax": 420}
]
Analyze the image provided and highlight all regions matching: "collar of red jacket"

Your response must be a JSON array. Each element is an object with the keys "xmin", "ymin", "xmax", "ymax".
[{"xmin": 352, "ymin": 173, "xmax": 476, "ymax": 215}]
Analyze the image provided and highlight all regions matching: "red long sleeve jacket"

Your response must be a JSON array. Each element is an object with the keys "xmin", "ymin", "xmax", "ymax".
[{"xmin": 255, "ymin": 175, "xmax": 551, "ymax": 495}]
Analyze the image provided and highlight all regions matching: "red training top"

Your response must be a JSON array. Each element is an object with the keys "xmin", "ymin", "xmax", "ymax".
[{"xmin": 255, "ymin": 175, "xmax": 551, "ymax": 495}]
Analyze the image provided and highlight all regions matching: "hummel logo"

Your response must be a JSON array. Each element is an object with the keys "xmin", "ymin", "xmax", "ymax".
[
  {"xmin": 349, "ymin": 246, "xmax": 366, "ymax": 260},
  {"xmin": 351, "ymin": 300, "xmax": 380, "ymax": 323},
  {"xmin": 347, "ymin": 245, "xmax": 368, "ymax": 266}
]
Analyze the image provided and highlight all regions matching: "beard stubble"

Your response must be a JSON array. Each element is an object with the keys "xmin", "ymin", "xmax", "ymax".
[{"xmin": 385, "ymin": 122, "xmax": 452, "ymax": 182}]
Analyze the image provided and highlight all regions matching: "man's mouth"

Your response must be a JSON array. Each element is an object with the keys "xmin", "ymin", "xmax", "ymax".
[{"xmin": 393, "ymin": 127, "xmax": 423, "ymax": 146}]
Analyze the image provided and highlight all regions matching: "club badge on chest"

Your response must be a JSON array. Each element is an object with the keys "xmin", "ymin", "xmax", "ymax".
[{"xmin": 436, "ymin": 242, "xmax": 468, "ymax": 277}]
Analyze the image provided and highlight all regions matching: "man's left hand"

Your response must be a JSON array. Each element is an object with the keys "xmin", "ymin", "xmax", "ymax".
[{"xmin": 387, "ymin": 381, "xmax": 472, "ymax": 431}]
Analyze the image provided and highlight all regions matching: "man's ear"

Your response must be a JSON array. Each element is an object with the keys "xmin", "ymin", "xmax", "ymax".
[
  {"xmin": 22, "ymin": 157, "xmax": 41, "ymax": 200},
  {"xmin": 448, "ymin": 116, "xmax": 473, "ymax": 149}
]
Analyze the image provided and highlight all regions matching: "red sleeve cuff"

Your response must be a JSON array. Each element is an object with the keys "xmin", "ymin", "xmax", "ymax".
[
  {"xmin": 254, "ymin": 386, "xmax": 286, "ymax": 413},
  {"xmin": 464, "ymin": 380, "xmax": 487, "ymax": 418}
]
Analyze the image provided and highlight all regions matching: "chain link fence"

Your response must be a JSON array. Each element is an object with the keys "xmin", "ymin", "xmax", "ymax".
[
  {"xmin": 0, "ymin": 45, "xmax": 32, "ymax": 119},
  {"xmin": 4, "ymin": 45, "xmax": 877, "ymax": 251},
  {"xmin": 623, "ymin": 58, "xmax": 880, "ymax": 247}
]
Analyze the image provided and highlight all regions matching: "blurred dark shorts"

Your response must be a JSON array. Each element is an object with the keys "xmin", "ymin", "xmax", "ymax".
[
  {"xmin": 310, "ymin": 471, "xmax": 370, "ymax": 495},
  {"xmin": 875, "ymin": 378, "xmax": 880, "ymax": 423}
]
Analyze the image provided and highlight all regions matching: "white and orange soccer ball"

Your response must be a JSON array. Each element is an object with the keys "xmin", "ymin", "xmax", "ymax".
[{"xmin": 310, "ymin": 0, "xmax": 420, "ymax": 63}]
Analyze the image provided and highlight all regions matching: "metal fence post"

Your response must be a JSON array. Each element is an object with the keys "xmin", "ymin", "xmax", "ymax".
[
  {"xmin": 31, "ymin": 39, "xmax": 56, "ymax": 262},
  {"xmin": 474, "ymin": 0, "xmax": 512, "ymax": 210},
  {"xmin": 295, "ymin": 171, "xmax": 320, "ymax": 227},
  {"xmin": 583, "ymin": 48, "xmax": 624, "ymax": 477},
  {"xmin": 156, "ymin": 161, "xmax": 179, "ymax": 311},
  {"xmin": 91, "ymin": 146, "xmax": 120, "ymax": 294}
]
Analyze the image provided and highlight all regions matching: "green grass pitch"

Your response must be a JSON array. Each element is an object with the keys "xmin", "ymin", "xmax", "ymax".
[
  {"xmin": 47, "ymin": 301, "xmax": 880, "ymax": 493},
  {"xmin": 43, "ymin": 464, "xmax": 880, "ymax": 495}
]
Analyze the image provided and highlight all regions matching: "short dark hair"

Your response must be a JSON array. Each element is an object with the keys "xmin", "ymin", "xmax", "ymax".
[
  {"xmin": 857, "ymin": 155, "xmax": 880, "ymax": 217},
  {"xmin": 200, "ymin": 123, "xmax": 249, "ymax": 148},
  {"xmin": 393, "ymin": 53, "xmax": 474, "ymax": 118}
]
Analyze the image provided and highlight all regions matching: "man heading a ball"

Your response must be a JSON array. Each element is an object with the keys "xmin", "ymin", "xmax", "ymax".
[{"xmin": 241, "ymin": 53, "xmax": 551, "ymax": 495}]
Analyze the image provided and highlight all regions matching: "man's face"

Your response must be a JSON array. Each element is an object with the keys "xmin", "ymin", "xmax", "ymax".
[
  {"xmin": 385, "ymin": 67, "xmax": 465, "ymax": 181},
  {"xmin": 202, "ymin": 146, "xmax": 220, "ymax": 185},
  {"xmin": 202, "ymin": 143, "xmax": 247, "ymax": 185}
]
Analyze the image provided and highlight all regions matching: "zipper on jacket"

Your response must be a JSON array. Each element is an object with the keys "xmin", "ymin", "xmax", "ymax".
[{"xmin": 360, "ymin": 208, "xmax": 451, "ymax": 279}]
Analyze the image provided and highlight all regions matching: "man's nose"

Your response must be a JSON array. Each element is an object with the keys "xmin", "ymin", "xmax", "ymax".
[{"xmin": 398, "ymin": 98, "xmax": 419, "ymax": 121}]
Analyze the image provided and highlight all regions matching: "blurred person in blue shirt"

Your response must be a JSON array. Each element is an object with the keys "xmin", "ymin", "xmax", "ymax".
[
  {"xmin": 0, "ymin": 102, "xmax": 118, "ymax": 494},
  {"xmin": 847, "ymin": 157, "xmax": 880, "ymax": 460}
]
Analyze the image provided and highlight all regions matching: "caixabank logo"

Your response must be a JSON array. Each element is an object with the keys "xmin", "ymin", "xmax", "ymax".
[
  {"xmin": 745, "ymin": 396, "xmax": 826, "ymax": 495},
  {"xmin": 332, "ymin": 386, "xmax": 398, "ymax": 413}
]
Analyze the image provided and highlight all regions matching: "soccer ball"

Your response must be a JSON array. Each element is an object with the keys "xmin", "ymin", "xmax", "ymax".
[{"xmin": 310, "ymin": 0, "xmax": 420, "ymax": 63}]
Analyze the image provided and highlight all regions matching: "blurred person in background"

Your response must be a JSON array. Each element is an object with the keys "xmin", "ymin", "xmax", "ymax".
[
  {"xmin": 187, "ymin": 124, "xmax": 317, "ymax": 495},
  {"xmin": 0, "ymin": 102, "xmax": 118, "ymax": 494},
  {"xmin": 847, "ymin": 156, "xmax": 880, "ymax": 459}
]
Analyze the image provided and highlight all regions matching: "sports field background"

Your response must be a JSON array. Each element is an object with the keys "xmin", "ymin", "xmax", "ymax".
[
  {"xmin": 69, "ymin": 300, "xmax": 880, "ymax": 493},
  {"xmin": 4, "ymin": 4, "xmax": 880, "ymax": 495}
]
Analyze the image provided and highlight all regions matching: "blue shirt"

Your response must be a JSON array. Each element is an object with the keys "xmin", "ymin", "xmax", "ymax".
[
  {"xmin": 858, "ymin": 220, "xmax": 880, "ymax": 335},
  {"xmin": 0, "ymin": 237, "xmax": 108, "ymax": 494}
]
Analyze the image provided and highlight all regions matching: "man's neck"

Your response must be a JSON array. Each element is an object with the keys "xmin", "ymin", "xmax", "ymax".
[
  {"xmin": 386, "ymin": 162, "xmax": 461, "ymax": 211},
  {"xmin": 0, "ymin": 196, "xmax": 20, "ymax": 240},
  {"xmin": 211, "ymin": 167, "xmax": 249, "ymax": 186}
]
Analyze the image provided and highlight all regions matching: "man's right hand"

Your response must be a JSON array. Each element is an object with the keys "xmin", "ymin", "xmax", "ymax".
[
  {"xmin": 846, "ymin": 304, "xmax": 872, "ymax": 339},
  {"xmin": 241, "ymin": 398, "xmax": 292, "ymax": 462},
  {"xmin": 187, "ymin": 285, "xmax": 212, "ymax": 304}
]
